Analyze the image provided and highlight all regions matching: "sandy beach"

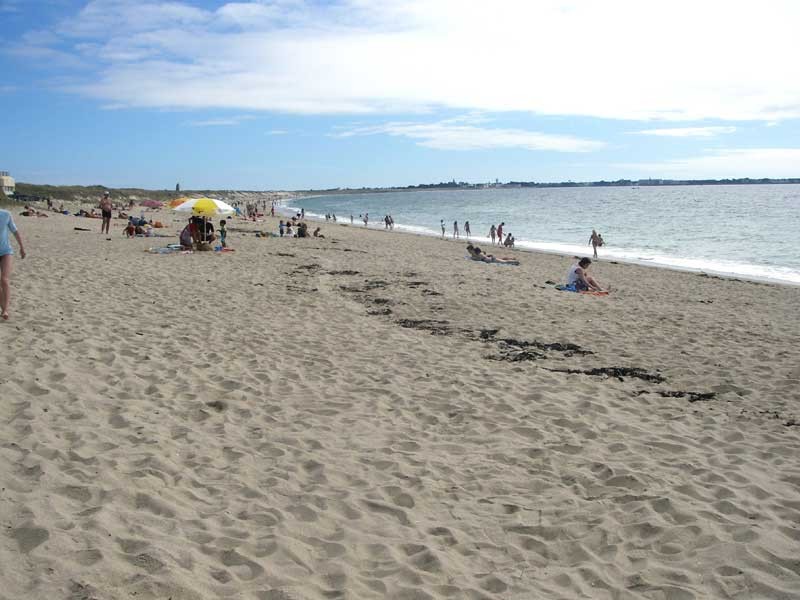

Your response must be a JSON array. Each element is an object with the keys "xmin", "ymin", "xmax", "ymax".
[{"xmin": 2, "ymin": 208, "xmax": 800, "ymax": 600}]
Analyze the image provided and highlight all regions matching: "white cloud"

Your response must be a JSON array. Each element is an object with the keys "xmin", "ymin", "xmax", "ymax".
[
  {"xmin": 619, "ymin": 148, "xmax": 800, "ymax": 179},
  {"xmin": 266, "ymin": 129, "xmax": 288, "ymax": 135},
  {"xmin": 634, "ymin": 126, "xmax": 737, "ymax": 138},
  {"xmin": 14, "ymin": 0, "xmax": 800, "ymax": 121},
  {"xmin": 188, "ymin": 115, "xmax": 255, "ymax": 126},
  {"xmin": 335, "ymin": 120, "xmax": 604, "ymax": 152}
]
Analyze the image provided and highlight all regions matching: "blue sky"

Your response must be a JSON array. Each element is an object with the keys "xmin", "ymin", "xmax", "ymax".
[{"xmin": 2, "ymin": 0, "xmax": 800, "ymax": 190}]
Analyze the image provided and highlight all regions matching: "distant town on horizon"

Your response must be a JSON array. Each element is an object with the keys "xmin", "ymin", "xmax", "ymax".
[{"xmin": 304, "ymin": 177, "xmax": 800, "ymax": 194}]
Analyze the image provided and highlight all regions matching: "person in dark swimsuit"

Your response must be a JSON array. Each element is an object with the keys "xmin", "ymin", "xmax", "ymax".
[{"xmin": 99, "ymin": 191, "xmax": 113, "ymax": 235}]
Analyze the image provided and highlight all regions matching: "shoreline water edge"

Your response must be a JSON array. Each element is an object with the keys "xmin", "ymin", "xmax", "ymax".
[{"xmin": 281, "ymin": 200, "xmax": 800, "ymax": 287}]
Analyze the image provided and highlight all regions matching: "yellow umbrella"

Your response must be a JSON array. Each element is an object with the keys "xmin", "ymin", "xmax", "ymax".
[{"xmin": 173, "ymin": 197, "xmax": 235, "ymax": 217}]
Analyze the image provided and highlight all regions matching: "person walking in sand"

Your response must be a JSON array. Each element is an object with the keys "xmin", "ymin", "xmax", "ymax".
[
  {"xmin": 0, "ymin": 208, "xmax": 26, "ymax": 320},
  {"xmin": 589, "ymin": 229, "xmax": 602, "ymax": 258},
  {"xmin": 453, "ymin": 220, "xmax": 459, "ymax": 239},
  {"xmin": 464, "ymin": 221, "xmax": 471, "ymax": 238},
  {"xmin": 99, "ymin": 191, "xmax": 113, "ymax": 235},
  {"xmin": 496, "ymin": 222, "xmax": 505, "ymax": 244},
  {"xmin": 489, "ymin": 224, "xmax": 496, "ymax": 245}
]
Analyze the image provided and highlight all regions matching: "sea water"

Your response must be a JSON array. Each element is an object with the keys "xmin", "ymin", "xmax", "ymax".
[{"xmin": 286, "ymin": 184, "xmax": 800, "ymax": 285}]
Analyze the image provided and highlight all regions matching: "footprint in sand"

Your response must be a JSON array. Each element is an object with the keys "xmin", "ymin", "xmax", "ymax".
[{"xmin": 10, "ymin": 523, "xmax": 49, "ymax": 553}]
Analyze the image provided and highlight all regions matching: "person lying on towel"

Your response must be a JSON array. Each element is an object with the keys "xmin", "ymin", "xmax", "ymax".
[{"xmin": 466, "ymin": 244, "xmax": 519, "ymax": 265}]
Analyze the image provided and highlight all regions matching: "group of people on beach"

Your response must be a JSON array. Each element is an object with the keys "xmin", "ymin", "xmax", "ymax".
[
  {"xmin": 179, "ymin": 217, "xmax": 227, "ymax": 249},
  {"xmin": 442, "ymin": 220, "xmax": 472, "ymax": 240},
  {"xmin": 278, "ymin": 217, "xmax": 324, "ymax": 239}
]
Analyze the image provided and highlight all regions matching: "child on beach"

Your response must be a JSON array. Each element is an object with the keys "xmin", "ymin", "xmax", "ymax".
[
  {"xmin": 219, "ymin": 219, "xmax": 227, "ymax": 248},
  {"xmin": 279, "ymin": 220, "xmax": 285, "ymax": 237}
]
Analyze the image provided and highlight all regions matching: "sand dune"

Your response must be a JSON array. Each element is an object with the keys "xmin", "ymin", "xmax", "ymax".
[{"xmin": 1, "ymin": 210, "xmax": 799, "ymax": 599}]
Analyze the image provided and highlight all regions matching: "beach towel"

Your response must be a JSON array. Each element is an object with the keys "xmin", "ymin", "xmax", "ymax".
[
  {"xmin": 555, "ymin": 284, "xmax": 608, "ymax": 296},
  {"xmin": 464, "ymin": 255, "xmax": 519, "ymax": 265}
]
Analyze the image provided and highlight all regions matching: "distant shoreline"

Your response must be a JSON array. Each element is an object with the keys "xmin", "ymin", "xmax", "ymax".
[
  {"xmin": 297, "ymin": 178, "xmax": 800, "ymax": 195},
  {"xmin": 10, "ymin": 178, "xmax": 800, "ymax": 203}
]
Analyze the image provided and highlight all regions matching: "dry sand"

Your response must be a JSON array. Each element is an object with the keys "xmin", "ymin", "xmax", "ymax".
[{"xmin": 1, "ymin": 209, "xmax": 799, "ymax": 600}]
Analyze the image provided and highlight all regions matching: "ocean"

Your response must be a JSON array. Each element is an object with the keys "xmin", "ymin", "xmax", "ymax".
[{"xmin": 285, "ymin": 184, "xmax": 800, "ymax": 285}]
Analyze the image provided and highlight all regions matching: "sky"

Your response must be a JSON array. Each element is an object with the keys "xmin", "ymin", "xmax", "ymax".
[{"xmin": 2, "ymin": 0, "xmax": 800, "ymax": 190}]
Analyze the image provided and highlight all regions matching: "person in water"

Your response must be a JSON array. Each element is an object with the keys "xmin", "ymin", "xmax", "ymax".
[
  {"xmin": 566, "ymin": 257, "xmax": 605, "ymax": 292},
  {"xmin": 589, "ymin": 229, "xmax": 603, "ymax": 258}
]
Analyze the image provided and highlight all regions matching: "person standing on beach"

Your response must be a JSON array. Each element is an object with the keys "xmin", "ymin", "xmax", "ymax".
[
  {"xmin": 441, "ymin": 220, "xmax": 446, "ymax": 237},
  {"xmin": 219, "ymin": 219, "xmax": 228, "ymax": 248},
  {"xmin": 453, "ymin": 220, "xmax": 459, "ymax": 239},
  {"xmin": 0, "ymin": 208, "xmax": 26, "ymax": 320},
  {"xmin": 496, "ymin": 222, "xmax": 505, "ymax": 244},
  {"xmin": 464, "ymin": 221, "xmax": 471, "ymax": 238},
  {"xmin": 589, "ymin": 229, "xmax": 602, "ymax": 258},
  {"xmin": 489, "ymin": 224, "xmax": 496, "ymax": 245},
  {"xmin": 99, "ymin": 191, "xmax": 113, "ymax": 235},
  {"xmin": 364, "ymin": 213, "xmax": 369, "ymax": 227}
]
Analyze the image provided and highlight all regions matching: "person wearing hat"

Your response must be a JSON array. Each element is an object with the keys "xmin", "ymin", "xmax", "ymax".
[
  {"xmin": 99, "ymin": 191, "xmax": 113, "ymax": 235},
  {"xmin": 566, "ymin": 257, "xmax": 604, "ymax": 292}
]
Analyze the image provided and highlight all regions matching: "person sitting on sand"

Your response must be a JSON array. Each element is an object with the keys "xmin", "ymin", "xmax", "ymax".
[
  {"xmin": 179, "ymin": 222, "xmax": 193, "ymax": 248},
  {"xmin": 503, "ymin": 233, "xmax": 514, "ymax": 248},
  {"xmin": 567, "ymin": 257, "xmax": 605, "ymax": 292},
  {"xmin": 199, "ymin": 220, "xmax": 216, "ymax": 243},
  {"xmin": 124, "ymin": 220, "xmax": 136, "ymax": 238},
  {"xmin": 313, "ymin": 227, "xmax": 324, "ymax": 238}
]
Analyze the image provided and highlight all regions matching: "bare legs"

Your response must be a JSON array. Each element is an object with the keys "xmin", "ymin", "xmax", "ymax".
[
  {"xmin": 0, "ymin": 254, "xmax": 12, "ymax": 320},
  {"xmin": 102, "ymin": 216, "xmax": 111, "ymax": 234}
]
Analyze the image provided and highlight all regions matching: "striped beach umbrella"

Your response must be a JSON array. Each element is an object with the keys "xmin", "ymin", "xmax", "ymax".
[{"xmin": 167, "ymin": 197, "xmax": 190, "ymax": 208}]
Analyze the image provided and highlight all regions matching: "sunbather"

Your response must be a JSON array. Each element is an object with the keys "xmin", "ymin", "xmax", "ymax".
[{"xmin": 466, "ymin": 244, "xmax": 519, "ymax": 265}]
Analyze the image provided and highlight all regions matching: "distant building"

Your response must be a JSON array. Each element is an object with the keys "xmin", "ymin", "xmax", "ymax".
[{"xmin": 0, "ymin": 171, "xmax": 14, "ymax": 196}]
